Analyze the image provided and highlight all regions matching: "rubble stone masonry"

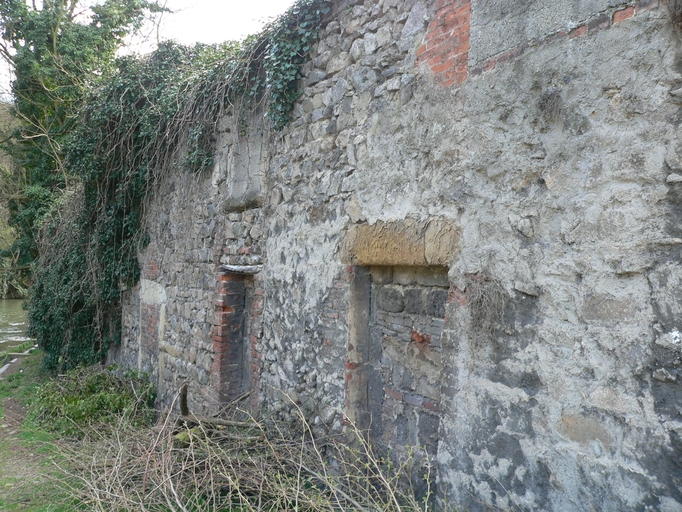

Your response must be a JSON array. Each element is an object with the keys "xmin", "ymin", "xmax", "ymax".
[{"xmin": 112, "ymin": 0, "xmax": 682, "ymax": 509}]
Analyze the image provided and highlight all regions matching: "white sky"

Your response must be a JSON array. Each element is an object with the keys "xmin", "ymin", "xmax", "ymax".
[
  {"xmin": 157, "ymin": 0, "xmax": 296, "ymax": 45},
  {"xmin": 0, "ymin": 0, "xmax": 297, "ymax": 100}
]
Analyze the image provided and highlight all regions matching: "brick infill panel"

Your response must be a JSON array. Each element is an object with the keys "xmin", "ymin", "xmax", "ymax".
[
  {"xmin": 416, "ymin": 0, "xmax": 471, "ymax": 87},
  {"xmin": 212, "ymin": 273, "xmax": 247, "ymax": 404}
]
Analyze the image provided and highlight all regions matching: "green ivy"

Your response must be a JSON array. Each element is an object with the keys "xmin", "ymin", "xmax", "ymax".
[
  {"xmin": 29, "ymin": 0, "xmax": 331, "ymax": 371},
  {"xmin": 265, "ymin": 0, "xmax": 331, "ymax": 129}
]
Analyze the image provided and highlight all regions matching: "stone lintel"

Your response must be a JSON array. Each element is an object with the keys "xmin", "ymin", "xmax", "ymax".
[
  {"xmin": 340, "ymin": 218, "xmax": 460, "ymax": 267},
  {"xmin": 219, "ymin": 264, "xmax": 263, "ymax": 276}
]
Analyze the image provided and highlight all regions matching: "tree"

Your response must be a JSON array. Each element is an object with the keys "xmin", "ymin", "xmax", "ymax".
[{"xmin": 0, "ymin": 0, "xmax": 164, "ymax": 268}]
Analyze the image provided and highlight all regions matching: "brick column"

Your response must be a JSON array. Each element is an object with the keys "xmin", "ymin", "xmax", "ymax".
[
  {"xmin": 211, "ymin": 264, "xmax": 262, "ymax": 408},
  {"xmin": 212, "ymin": 274, "xmax": 246, "ymax": 403}
]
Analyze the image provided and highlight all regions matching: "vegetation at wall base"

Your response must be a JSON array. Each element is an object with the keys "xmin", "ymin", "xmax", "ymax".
[
  {"xmin": 3, "ymin": 355, "xmax": 438, "ymax": 510},
  {"xmin": 0, "ymin": 351, "xmax": 76, "ymax": 511},
  {"xmin": 53, "ymin": 402, "xmax": 437, "ymax": 511},
  {"xmin": 29, "ymin": 364, "xmax": 156, "ymax": 437},
  {"xmin": 9, "ymin": 0, "xmax": 331, "ymax": 371}
]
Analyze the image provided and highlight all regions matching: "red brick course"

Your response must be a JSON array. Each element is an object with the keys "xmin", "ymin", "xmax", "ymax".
[
  {"xmin": 569, "ymin": 25, "xmax": 587, "ymax": 38},
  {"xmin": 143, "ymin": 244, "xmax": 160, "ymax": 280},
  {"xmin": 416, "ymin": 0, "xmax": 471, "ymax": 87},
  {"xmin": 613, "ymin": 5, "xmax": 635, "ymax": 22},
  {"xmin": 447, "ymin": 284, "xmax": 467, "ymax": 306},
  {"xmin": 211, "ymin": 275, "xmax": 246, "ymax": 405}
]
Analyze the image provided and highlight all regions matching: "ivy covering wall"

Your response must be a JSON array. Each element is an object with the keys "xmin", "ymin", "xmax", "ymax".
[{"xmin": 29, "ymin": 0, "xmax": 331, "ymax": 371}]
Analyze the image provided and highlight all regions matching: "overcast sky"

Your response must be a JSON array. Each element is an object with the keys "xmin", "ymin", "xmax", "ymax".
[
  {"xmin": 0, "ymin": 0, "xmax": 297, "ymax": 100},
  {"xmin": 157, "ymin": 0, "xmax": 296, "ymax": 45}
]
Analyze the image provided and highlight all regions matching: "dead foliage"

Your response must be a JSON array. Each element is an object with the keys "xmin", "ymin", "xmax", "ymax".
[
  {"xmin": 537, "ymin": 88, "xmax": 562, "ymax": 124},
  {"xmin": 50, "ymin": 393, "xmax": 436, "ymax": 511},
  {"xmin": 670, "ymin": 0, "xmax": 682, "ymax": 29},
  {"xmin": 466, "ymin": 274, "xmax": 506, "ymax": 344}
]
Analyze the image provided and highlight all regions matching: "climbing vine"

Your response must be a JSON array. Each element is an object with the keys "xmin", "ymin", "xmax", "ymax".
[{"xmin": 29, "ymin": 0, "xmax": 331, "ymax": 371}]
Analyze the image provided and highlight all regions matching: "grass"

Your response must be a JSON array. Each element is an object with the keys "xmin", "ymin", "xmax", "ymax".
[
  {"xmin": 0, "ymin": 351, "xmax": 75, "ymax": 511},
  {"xmin": 0, "ymin": 348, "xmax": 43, "ymax": 418}
]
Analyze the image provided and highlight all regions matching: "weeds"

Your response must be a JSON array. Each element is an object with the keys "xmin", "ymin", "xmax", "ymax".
[
  {"xmin": 29, "ymin": 364, "xmax": 156, "ymax": 437},
  {"xmin": 0, "ymin": 349, "xmax": 44, "ymax": 418},
  {"xmin": 0, "ymin": 351, "xmax": 76, "ymax": 511},
  {"xmin": 4, "ymin": 355, "xmax": 439, "ymax": 510},
  {"xmin": 670, "ymin": 0, "xmax": 682, "ymax": 29},
  {"xmin": 467, "ymin": 274, "xmax": 506, "ymax": 345},
  {"xmin": 537, "ymin": 88, "xmax": 562, "ymax": 125}
]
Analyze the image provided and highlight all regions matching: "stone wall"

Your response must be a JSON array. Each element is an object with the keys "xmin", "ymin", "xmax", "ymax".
[
  {"xmin": 112, "ymin": 0, "xmax": 682, "ymax": 509},
  {"xmin": 373, "ymin": 266, "xmax": 446, "ymax": 484}
]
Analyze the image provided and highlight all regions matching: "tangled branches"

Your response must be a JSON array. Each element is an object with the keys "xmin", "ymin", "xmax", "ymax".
[
  {"xmin": 670, "ymin": 0, "xmax": 682, "ymax": 29},
  {"xmin": 52, "ymin": 399, "xmax": 434, "ymax": 511},
  {"xmin": 466, "ymin": 274, "xmax": 506, "ymax": 345}
]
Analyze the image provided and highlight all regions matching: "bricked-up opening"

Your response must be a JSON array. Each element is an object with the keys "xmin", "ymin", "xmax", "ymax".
[
  {"xmin": 212, "ymin": 265, "xmax": 262, "ymax": 406},
  {"xmin": 140, "ymin": 302, "xmax": 161, "ymax": 375},
  {"xmin": 347, "ymin": 265, "xmax": 447, "ymax": 493}
]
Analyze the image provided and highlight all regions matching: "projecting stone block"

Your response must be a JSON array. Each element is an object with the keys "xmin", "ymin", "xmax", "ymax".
[
  {"xmin": 213, "ymin": 108, "xmax": 269, "ymax": 212},
  {"xmin": 582, "ymin": 293, "xmax": 637, "ymax": 324}
]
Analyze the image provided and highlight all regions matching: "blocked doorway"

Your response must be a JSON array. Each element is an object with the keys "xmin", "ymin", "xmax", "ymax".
[
  {"xmin": 347, "ymin": 265, "xmax": 448, "ymax": 481},
  {"xmin": 212, "ymin": 264, "xmax": 262, "ymax": 408}
]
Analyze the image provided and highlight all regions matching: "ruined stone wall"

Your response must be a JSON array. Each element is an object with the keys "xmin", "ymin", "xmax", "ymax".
[{"xmin": 112, "ymin": 0, "xmax": 682, "ymax": 509}]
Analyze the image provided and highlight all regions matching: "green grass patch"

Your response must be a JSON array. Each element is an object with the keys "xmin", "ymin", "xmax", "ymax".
[
  {"xmin": 0, "ymin": 350, "xmax": 45, "ymax": 419},
  {"xmin": 29, "ymin": 364, "xmax": 156, "ymax": 438},
  {"xmin": 0, "ymin": 475, "xmax": 77, "ymax": 512}
]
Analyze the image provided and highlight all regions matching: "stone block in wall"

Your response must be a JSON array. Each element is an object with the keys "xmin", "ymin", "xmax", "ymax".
[
  {"xmin": 213, "ymin": 108, "xmax": 269, "ymax": 212},
  {"xmin": 340, "ymin": 218, "xmax": 460, "ymax": 266}
]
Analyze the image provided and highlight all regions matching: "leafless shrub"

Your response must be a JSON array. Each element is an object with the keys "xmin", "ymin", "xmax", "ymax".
[
  {"xmin": 467, "ymin": 275, "xmax": 506, "ymax": 343},
  {"xmin": 50, "ymin": 395, "xmax": 437, "ymax": 511},
  {"xmin": 537, "ymin": 88, "xmax": 562, "ymax": 124}
]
